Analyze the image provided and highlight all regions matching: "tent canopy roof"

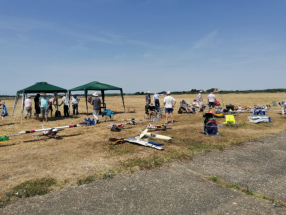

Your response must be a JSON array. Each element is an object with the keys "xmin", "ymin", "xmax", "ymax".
[
  {"xmin": 69, "ymin": 81, "xmax": 122, "ymax": 91},
  {"xmin": 17, "ymin": 82, "xmax": 68, "ymax": 94}
]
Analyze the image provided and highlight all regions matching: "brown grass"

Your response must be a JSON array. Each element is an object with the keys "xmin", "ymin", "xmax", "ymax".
[{"xmin": 0, "ymin": 93, "xmax": 285, "ymax": 194}]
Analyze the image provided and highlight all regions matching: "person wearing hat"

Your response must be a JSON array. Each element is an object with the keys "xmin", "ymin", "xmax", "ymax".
[
  {"xmin": 145, "ymin": 91, "xmax": 151, "ymax": 105},
  {"xmin": 153, "ymin": 91, "xmax": 164, "ymax": 107},
  {"xmin": 39, "ymin": 93, "xmax": 50, "ymax": 122},
  {"xmin": 163, "ymin": 91, "xmax": 176, "ymax": 124},
  {"xmin": 71, "ymin": 93, "xmax": 80, "ymax": 115},
  {"xmin": 59, "ymin": 95, "xmax": 69, "ymax": 117},
  {"xmin": 197, "ymin": 90, "xmax": 204, "ymax": 112},
  {"xmin": 24, "ymin": 95, "xmax": 32, "ymax": 119},
  {"xmin": 91, "ymin": 92, "xmax": 101, "ymax": 124}
]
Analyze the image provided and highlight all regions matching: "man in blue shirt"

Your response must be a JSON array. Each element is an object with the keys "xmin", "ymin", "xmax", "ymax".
[{"xmin": 39, "ymin": 93, "xmax": 50, "ymax": 122}]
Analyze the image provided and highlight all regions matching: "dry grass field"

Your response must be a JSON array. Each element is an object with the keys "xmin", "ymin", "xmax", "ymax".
[{"xmin": 0, "ymin": 93, "xmax": 285, "ymax": 198}]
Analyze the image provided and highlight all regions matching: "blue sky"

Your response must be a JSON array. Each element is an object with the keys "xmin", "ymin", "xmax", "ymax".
[{"xmin": 1, "ymin": 0, "xmax": 285, "ymax": 95}]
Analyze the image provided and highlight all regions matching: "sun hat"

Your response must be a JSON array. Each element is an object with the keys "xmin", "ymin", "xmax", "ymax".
[
  {"xmin": 147, "ymin": 91, "xmax": 150, "ymax": 93},
  {"xmin": 155, "ymin": 92, "xmax": 158, "ymax": 94},
  {"xmin": 200, "ymin": 90, "xmax": 203, "ymax": 92},
  {"xmin": 27, "ymin": 96, "xmax": 31, "ymax": 98},
  {"xmin": 167, "ymin": 91, "xmax": 171, "ymax": 95},
  {"xmin": 93, "ymin": 92, "xmax": 98, "ymax": 96}
]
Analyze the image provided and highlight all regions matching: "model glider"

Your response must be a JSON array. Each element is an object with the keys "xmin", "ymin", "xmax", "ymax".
[
  {"xmin": 1, "ymin": 124, "xmax": 81, "ymax": 141},
  {"xmin": 125, "ymin": 137, "xmax": 164, "ymax": 150},
  {"xmin": 248, "ymin": 116, "xmax": 271, "ymax": 124}
]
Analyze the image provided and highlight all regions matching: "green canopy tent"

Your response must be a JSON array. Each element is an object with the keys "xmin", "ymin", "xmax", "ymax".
[
  {"xmin": 12, "ymin": 82, "xmax": 68, "ymax": 124},
  {"xmin": 69, "ymin": 81, "xmax": 125, "ymax": 114}
]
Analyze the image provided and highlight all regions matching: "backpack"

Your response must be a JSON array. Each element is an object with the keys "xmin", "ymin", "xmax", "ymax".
[{"xmin": 110, "ymin": 125, "xmax": 121, "ymax": 132}]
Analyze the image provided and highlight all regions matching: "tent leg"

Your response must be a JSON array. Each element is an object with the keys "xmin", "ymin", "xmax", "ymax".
[{"xmin": 21, "ymin": 93, "xmax": 25, "ymax": 125}]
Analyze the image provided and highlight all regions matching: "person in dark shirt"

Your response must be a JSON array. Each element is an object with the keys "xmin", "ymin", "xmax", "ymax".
[
  {"xmin": 91, "ymin": 92, "xmax": 101, "ymax": 124},
  {"xmin": 148, "ymin": 103, "xmax": 157, "ymax": 120},
  {"xmin": 34, "ymin": 94, "xmax": 41, "ymax": 120}
]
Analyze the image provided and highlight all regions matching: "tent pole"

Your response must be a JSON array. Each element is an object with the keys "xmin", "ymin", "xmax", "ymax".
[
  {"xmin": 85, "ymin": 89, "xmax": 88, "ymax": 115},
  {"xmin": 101, "ymin": 90, "xmax": 105, "ymax": 107},
  {"xmin": 20, "ymin": 93, "xmax": 25, "ymax": 125},
  {"xmin": 120, "ymin": 89, "xmax": 125, "ymax": 112}
]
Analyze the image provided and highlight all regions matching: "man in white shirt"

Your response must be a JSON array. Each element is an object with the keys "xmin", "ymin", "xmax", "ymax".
[
  {"xmin": 59, "ymin": 95, "xmax": 70, "ymax": 117},
  {"xmin": 71, "ymin": 94, "xmax": 80, "ymax": 115},
  {"xmin": 207, "ymin": 91, "xmax": 216, "ymax": 112},
  {"xmin": 197, "ymin": 90, "xmax": 203, "ymax": 112},
  {"xmin": 24, "ymin": 96, "xmax": 32, "ymax": 119},
  {"xmin": 153, "ymin": 92, "xmax": 164, "ymax": 107},
  {"xmin": 163, "ymin": 91, "xmax": 176, "ymax": 124},
  {"xmin": 279, "ymin": 99, "xmax": 286, "ymax": 115}
]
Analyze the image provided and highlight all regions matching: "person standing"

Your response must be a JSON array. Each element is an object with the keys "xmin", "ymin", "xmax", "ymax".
[
  {"xmin": 24, "ymin": 96, "xmax": 32, "ymax": 119},
  {"xmin": 59, "ymin": 95, "xmax": 69, "ymax": 117},
  {"xmin": 279, "ymin": 99, "xmax": 286, "ymax": 115},
  {"xmin": 39, "ymin": 93, "xmax": 50, "ymax": 122},
  {"xmin": 197, "ymin": 90, "xmax": 204, "ymax": 112},
  {"xmin": 145, "ymin": 91, "xmax": 151, "ymax": 105},
  {"xmin": 71, "ymin": 94, "xmax": 80, "ymax": 115},
  {"xmin": 49, "ymin": 97, "xmax": 56, "ymax": 117},
  {"xmin": 163, "ymin": 91, "xmax": 176, "ymax": 124},
  {"xmin": 34, "ymin": 94, "xmax": 41, "ymax": 120},
  {"xmin": 207, "ymin": 91, "xmax": 216, "ymax": 112},
  {"xmin": 153, "ymin": 92, "xmax": 164, "ymax": 107},
  {"xmin": 91, "ymin": 92, "xmax": 101, "ymax": 124}
]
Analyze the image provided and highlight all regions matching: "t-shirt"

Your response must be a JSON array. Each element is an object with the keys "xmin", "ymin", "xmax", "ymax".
[
  {"xmin": 71, "ymin": 97, "xmax": 80, "ymax": 105},
  {"xmin": 208, "ymin": 94, "xmax": 216, "ymax": 103},
  {"xmin": 197, "ymin": 93, "xmax": 203, "ymax": 102},
  {"xmin": 49, "ymin": 98, "xmax": 55, "ymax": 105},
  {"xmin": 91, "ymin": 97, "xmax": 101, "ymax": 110},
  {"xmin": 164, "ymin": 96, "xmax": 176, "ymax": 108},
  {"xmin": 25, "ymin": 99, "xmax": 32, "ymax": 107},
  {"xmin": 40, "ymin": 97, "xmax": 50, "ymax": 108},
  {"xmin": 280, "ymin": 100, "xmax": 286, "ymax": 106},
  {"xmin": 34, "ymin": 97, "xmax": 40, "ymax": 109},
  {"xmin": 148, "ymin": 106, "xmax": 155, "ymax": 111},
  {"xmin": 181, "ymin": 102, "xmax": 188, "ymax": 108}
]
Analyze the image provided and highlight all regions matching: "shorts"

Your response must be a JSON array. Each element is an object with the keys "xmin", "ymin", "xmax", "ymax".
[
  {"xmin": 209, "ymin": 102, "xmax": 215, "ymax": 108},
  {"xmin": 49, "ymin": 106, "xmax": 53, "ymax": 111},
  {"xmin": 165, "ymin": 108, "xmax": 173, "ymax": 114},
  {"xmin": 41, "ymin": 107, "xmax": 49, "ymax": 115},
  {"xmin": 198, "ymin": 101, "xmax": 203, "ymax": 107}
]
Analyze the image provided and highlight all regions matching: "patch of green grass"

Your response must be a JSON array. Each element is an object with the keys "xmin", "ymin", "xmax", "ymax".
[
  {"xmin": 77, "ymin": 175, "xmax": 96, "ymax": 186},
  {"xmin": 207, "ymin": 175, "xmax": 286, "ymax": 207},
  {"xmin": 209, "ymin": 175, "xmax": 219, "ymax": 182},
  {"xmin": 11, "ymin": 178, "xmax": 56, "ymax": 198}
]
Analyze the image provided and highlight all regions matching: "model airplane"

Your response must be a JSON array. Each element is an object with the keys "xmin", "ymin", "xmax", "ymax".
[
  {"xmin": 122, "ymin": 118, "xmax": 144, "ymax": 125},
  {"xmin": 125, "ymin": 137, "xmax": 164, "ymax": 150},
  {"xmin": 2, "ymin": 124, "xmax": 81, "ymax": 141},
  {"xmin": 139, "ymin": 128, "xmax": 172, "ymax": 142},
  {"xmin": 147, "ymin": 123, "xmax": 167, "ymax": 130},
  {"xmin": 248, "ymin": 116, "xmax": 271, "ymax": 124}
]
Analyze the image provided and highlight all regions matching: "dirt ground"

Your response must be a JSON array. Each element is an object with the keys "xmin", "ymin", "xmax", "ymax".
[{"xmin": 0, "ymin": 93, "xmax": 285, "ymax": 193}]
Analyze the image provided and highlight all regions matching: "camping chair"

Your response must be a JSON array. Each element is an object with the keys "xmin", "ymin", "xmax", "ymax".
[
  {"xmin": 178, "ymin": 101, "xmax": 194, "ymax": 114},
  {"xmin": 203, "ymin": 113, "xmax": 218, "ymax": 135},
  {"xmin": 145, "ymin": 105, "xmax": 157, "ymax": 120},
  {"xmin": 102, "ymin": 109, "xmax": 114, "ymax": 121}
]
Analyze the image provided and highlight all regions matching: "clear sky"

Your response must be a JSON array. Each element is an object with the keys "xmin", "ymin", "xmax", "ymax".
[{"xmin": 1, "ymin": 0, "xmax": 285, "ymax": 95}]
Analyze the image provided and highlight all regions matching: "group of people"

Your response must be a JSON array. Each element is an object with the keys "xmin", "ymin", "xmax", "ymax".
[
  {"xmin": 24, "ymin": 93, "xmax": 81, "ymax": 122},
  {"xmin": 144, "ymin": 90, "xmax": 218, "ymax": 124},
  {"xmin": 145, "ymin": 91, "xmax": 176, "ymax": 124}
]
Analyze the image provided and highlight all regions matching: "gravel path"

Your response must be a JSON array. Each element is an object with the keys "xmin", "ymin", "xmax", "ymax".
[{"xmin": 1, "ymin": 133, "xmax": 286, "ymax": 215}]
